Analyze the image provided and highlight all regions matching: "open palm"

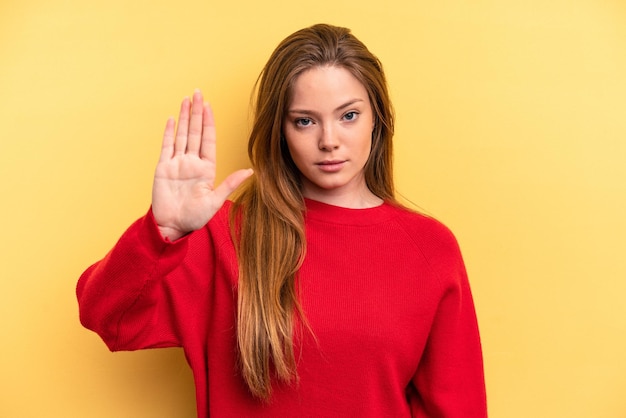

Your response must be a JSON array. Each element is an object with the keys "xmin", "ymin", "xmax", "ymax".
[{"xmin": 152, "ymin": 90, "xmax": 252, "ymax": 241}]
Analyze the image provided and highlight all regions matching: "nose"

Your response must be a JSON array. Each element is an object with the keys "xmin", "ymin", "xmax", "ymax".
[{"xmin": 318, "ymin": 126, "xmax": 339, "ymax": 151}]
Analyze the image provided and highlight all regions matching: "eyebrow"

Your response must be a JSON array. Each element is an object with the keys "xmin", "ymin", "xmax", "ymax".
[{"xmin": 287, "ymin": 98, "xmax": 365, "ymax": 116}]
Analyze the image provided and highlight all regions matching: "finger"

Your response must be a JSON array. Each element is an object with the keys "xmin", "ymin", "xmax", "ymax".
[
  {"xmin": 212, "ymin": 169, "xmax": 254, "ymax": 203},
  {"xmin": 174, "ymin": 97, "xmax": 191, "ymax": 155},
  {"xmin": 186, "ymin": 89, "xmax": 204, "ymax": 154},
  {"xmin": 199, "ymin": 102, "xmax": 216, "ymax": 162},
  {"xmin": 159, "ymin": 117, "xmax": 176, "ymax": 162}
]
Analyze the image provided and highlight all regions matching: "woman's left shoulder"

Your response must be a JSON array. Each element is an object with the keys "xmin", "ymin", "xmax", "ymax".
[{"xmin": 386, "ymin": 203, "xmax": 462, "ymax": 256}]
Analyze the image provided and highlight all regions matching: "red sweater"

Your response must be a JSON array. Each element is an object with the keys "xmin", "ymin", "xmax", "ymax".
[{"xmin": 77, "ymin": 199, "xmax": 487, "ymax": 417}]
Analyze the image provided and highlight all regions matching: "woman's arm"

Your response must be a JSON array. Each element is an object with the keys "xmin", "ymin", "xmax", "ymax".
[
  {"xmin": 76, "ymin": 210, "xmax": 192, "ymax": 350},
  {"xmin": 410, "ymin": 228, "xmax": 487, "ymax": 417},
  {"xmin": 77, "ymin": 90, "xmax": 251, "ymax": 350}
]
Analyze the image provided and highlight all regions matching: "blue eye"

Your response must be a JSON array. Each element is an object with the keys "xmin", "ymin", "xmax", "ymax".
[
  {"xmin": 296, "ymin": 118, "xmax": 312, "ymax": 127},
  {"xmin": 343, "ymin": 111, "xmax": 358, "ymax": 121}
]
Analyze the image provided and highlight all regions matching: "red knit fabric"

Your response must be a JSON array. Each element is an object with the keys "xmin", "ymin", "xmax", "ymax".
[{"xmin": 77, "ymin": 199, "xmax": 487, "ymax": 417}]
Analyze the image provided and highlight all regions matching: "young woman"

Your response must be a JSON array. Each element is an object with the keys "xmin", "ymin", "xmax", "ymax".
[{"xmin": 77, "ymin": 24, "xmax": 487, "ymax": 417}]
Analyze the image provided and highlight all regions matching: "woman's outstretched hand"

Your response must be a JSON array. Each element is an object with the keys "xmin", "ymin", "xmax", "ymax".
[{"xmin": 152, "ymin": 90, "xmax": 253, "ymax": 241}]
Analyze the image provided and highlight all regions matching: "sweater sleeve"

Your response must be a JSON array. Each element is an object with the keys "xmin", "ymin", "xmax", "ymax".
[
  {"xmin": 410, "ymin": 225, "xmax": 488, "ymax": 417},
  {"xmin": 76, "ymin": 209, "xmax": 204, "ymax": 352}
]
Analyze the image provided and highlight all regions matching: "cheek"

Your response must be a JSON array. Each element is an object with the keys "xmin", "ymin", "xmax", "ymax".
[
  {"xmin": 284, "ymin": 137, "xmax": 307, "ymax": 166},
  {"xmin": 360, "ymin": 128, "xmax": 374, "ymax": 156}
]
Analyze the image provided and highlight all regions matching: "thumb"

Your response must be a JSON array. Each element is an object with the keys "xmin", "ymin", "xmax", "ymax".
[{"xmin": 212, "ymin": 168, "xmax": 254, "ymax": 202}]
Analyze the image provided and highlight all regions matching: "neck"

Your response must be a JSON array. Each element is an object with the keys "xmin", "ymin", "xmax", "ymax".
[{"xmin": 302, "ymin": 187, "xmax": 383, "ymax": 209}]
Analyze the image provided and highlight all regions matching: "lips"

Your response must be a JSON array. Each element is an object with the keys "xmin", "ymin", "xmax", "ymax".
[{"xmin": 316, "ymin": 160, "xmax": 346, "ymax": 172}]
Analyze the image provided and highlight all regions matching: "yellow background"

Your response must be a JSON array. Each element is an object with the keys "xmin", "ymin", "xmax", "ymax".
[{"xmin": 1, "ymin": 0, "xmax": 625, "ymax": 416}]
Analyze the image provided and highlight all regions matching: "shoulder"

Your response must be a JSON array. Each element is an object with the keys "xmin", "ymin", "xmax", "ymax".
[
  {"xmin": 388, "ymin": 204, "xmax": 460, "ymax": 251},
  {"xmin": 386, "ymin": 204, "xmax": 466, "ymax": 279}
]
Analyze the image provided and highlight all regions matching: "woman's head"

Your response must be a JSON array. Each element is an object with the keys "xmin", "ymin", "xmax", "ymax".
[{"xmin": 249, "ymin": 23, "xmax": 395, "ymax": 203}]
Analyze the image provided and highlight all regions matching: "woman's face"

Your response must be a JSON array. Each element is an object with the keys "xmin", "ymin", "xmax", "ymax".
[{"xmin": 283, "ymin": 65, "xmax": 377, "ymax": 207}]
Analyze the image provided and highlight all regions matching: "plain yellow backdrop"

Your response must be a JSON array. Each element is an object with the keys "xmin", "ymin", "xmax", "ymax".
[{"xmin": 1, "ymin": 0, "xmax": 625, "ymax": 417}]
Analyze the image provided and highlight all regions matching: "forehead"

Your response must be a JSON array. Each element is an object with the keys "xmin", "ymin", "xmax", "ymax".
[{"xmin": 288, "ymin": 65, "xmax": 370, "ymax": 108}]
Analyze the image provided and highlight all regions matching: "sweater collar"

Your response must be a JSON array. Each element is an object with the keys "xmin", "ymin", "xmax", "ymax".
[{"xmin": 303, "ymin": 198, "xmax": 393, "ymax": 226}]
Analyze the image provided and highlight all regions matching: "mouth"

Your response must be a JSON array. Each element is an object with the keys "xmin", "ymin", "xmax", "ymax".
[{"xmin": 316, "ymin": 160, "xmax": 347, "ymax": 172}]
